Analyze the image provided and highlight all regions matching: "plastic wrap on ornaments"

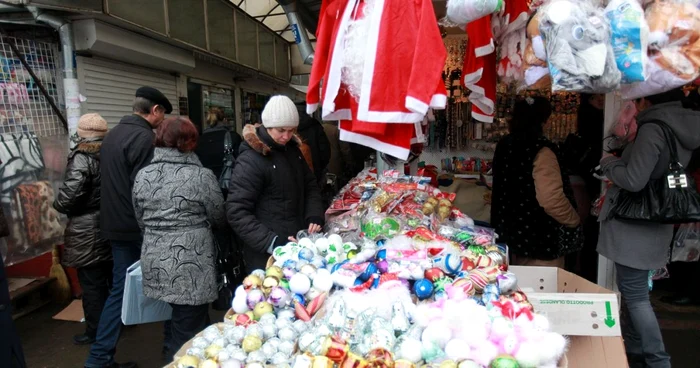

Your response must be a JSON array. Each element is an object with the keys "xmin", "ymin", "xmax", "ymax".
[
  {"xmin": 605, "ymin": 0, "xmax": 648, "ymax": 83},
  {"xmin": 445, "ymin": 0, "xmax": 504, "ymax": 27},
  {"xmin": 538, "ymin": 0, "xmax": 622, "ymax": 93},
  {"xmin": 521, "ymin": 11, "xmax": 552, "ymax": 91},
  {"xmin": 620, "ymin": 0, "xmax": 700, "ymax": 99}
]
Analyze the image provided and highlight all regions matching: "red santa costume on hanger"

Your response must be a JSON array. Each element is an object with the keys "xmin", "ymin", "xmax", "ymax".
[
  {"xmin": 462, "ymin": 15, "xmax": 497, "ymax": 123},
  {"xmin": 306, "ymin": 0, "xmax": 446, "ymax": 159}
]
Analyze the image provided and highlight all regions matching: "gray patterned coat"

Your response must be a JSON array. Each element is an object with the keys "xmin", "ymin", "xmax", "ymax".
[{"xmin": 133, "ymin": 148, "xmax": 225, "ymax": 305}]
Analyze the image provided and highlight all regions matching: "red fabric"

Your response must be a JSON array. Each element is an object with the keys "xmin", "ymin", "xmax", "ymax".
[
  {"xmin": 462, "ymin": 16, "xmax": 496, "ymax": 123},
  {"xmin": 502, "ymin": 0, "xmax": 530, "ymax": 35},
  {"xmin": 308, "ymin": 0, "xmax": 447, "ymax": 122}
]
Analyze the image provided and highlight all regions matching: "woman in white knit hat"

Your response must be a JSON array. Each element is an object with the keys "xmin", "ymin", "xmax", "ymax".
[
  {"xmin": 226, "ymin": 95, "xmax": 324, "ymax": 270},
  {"xmin": 54, "ymin": 113, "xmax": 112, "ymax": 346}
]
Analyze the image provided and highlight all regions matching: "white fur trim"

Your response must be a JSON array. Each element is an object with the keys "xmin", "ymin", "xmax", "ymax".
[
  {"xmin": 463, "ymin": 68, "xmax": 483, "ymax": 85},
  {"xmin": 430, "ymin": 94, "xmax": 447, "ymax": 109},
  {"xmin": 472, "ymin": 111, "xmax": 494, "ymax": 123},
  {"xmin": 474, "ymin": 39, "xmax": 495, "ymax": 57},
  {"xmin": 307, "ymin": 103, "xmax": 319, "ymax": 115},
  {"xmin": 321, "ymin": 0, "xmax": 356, "ymax": 120},
  {"xmin": 340, "ymin": 127, "xmax": 410, "ymax": 160},
  {"xmin": 406, "ymin": 96, "xmax": 429, "ymax": 115},
  {"xmin": 504, "ymin": 11, "xmax": 529, "ymax": 37}
]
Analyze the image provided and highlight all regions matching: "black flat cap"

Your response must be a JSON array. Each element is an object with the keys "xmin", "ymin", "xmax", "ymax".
[{"xmin": 135, "ymin": 86, "xmax": 173, "ymax": 114}]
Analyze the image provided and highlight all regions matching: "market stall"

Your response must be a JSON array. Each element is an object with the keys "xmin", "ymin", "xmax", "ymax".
[
  {"xmin": 167, "ymin": 0, "xmax": 700, "ymax": 366},
  {"xmin": 170, "ymin": 169, "xmax": 571, "ymax": 368}
]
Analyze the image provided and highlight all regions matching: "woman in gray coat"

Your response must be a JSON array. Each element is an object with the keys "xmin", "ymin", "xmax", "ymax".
[
  {"xmin": 133, "ymin": 116, "xmax": 225, "ymax": 355},
  {"xmin": 597, "ymin": 88, "xmax": 700, "ymax": 368}
]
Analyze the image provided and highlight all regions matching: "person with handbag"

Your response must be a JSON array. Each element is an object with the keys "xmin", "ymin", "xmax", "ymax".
[
  {"xmin": 596, "ymin": 88, "xmax": 700, "ymax": 368},
  {"xmin": 226, "ymin": 95, "xmax": 325, "ymax": 271},
  {"xmin": 132, "ymin": 117, "xmax": 225, "ymax": 359},
  {"xmin": 491, "ymin": 96, "xmax": 582, "ymax": 268},
  {"xmin": 195, "ymin": 107, "xmax": 242, "ymax": 189},
  {"xmin": 53, "ymin": 113, "xmax": 113, "ymax": 346}
]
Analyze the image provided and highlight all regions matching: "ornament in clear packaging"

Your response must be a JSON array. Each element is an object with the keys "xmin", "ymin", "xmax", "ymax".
[
  {"xmin": 246, "ymin": 350, "xmax": 267, "ymax": 364},
  {"xmin": 224, "ymin": 326, "xmax": 246, "ymax": 344},
  {"xmin": 391, "ymin": 302, "xmax": 410, "ymax": 336},
  {"xmin": 246, "ymin": 323, "xmax": 264, "ymax": 339},
  {"xmin": 242, "ymin": 335, "xmax": 263, "ymax": 353},
  {"xmin": 326, "ymin": 299, "xmax": 348, "ymax": 333},
  {"xmin": 187, "ymin": 347, "xmax": 205, "ymax": 359},
  {"xmin": 271, "ymin": 352, "xmax": 290, "ymax": 365},
  {"xmin": 261, "ymin": 323, "xmax": 277, "ymax": 340},
  {"xmin": 176, "ymin": 355, "xmax": 200, "ymax": 368},
  {"xmin": 193, "ymin": 336, "xmax": 210, "ymax": 349},
  {"xmin": 279, "ymin": 340, "xmax": 296, "ymax": 356},
  {"xmin": 278, "ymin": 326, "xmax": 298, "ymax": 342},
  {"xmin": 260, "ymin": 343, "xmax": 277, "ymax": 359}
]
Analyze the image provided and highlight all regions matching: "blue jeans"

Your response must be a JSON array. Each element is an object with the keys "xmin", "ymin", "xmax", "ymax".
[
  {"xmin": 616, "ymin": 263, "xmax": 671, "ymax": 368},
  {"xmin": 85, "ymin": 240, "xmax": 141, "ymax": 368}
]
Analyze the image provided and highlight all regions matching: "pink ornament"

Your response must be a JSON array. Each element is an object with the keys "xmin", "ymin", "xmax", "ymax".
[
  {"xmin": 268, "ymin": 286, "xmax": 289, "ymax": 308},
  {"xmin": 246, "ymin": 289, "xmax": 265, "ymax": 310}
]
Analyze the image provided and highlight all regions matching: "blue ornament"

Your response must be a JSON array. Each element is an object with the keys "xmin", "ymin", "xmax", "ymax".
[
  {"xmin": 298, "ymin": 248, "xmax": 314, "ymax": 262},
  {"xmin": 371, "ymin": 274, "xmax": 380, "ymax": 289},
  {"xmin": 283, "ymin": 259, "xmax": 297, "ymax": 269},
  {"xmin": 376, "ymin": 249, "xmax": 387, "ymax": 261},
  {"xmin": 434, "ymin": 289, "xmax": 448, "ymax": 301},
  {"xmin": 354, "ymin": 277, "xmax": 365, "ymax": 286},
  {"xmin": 484, "ymin": 283, "xmax": 500, "ymax": 296},
  {"xmin": 359, "ymin": 263, "xmax": 378, "ymax": 281},
  {"xmin": 311, "ymin": 256, "xmax": 327, "ymax": 269},
  {"xmin": 482, "ymin": 292, "xmax": 499, "ymax": 306},
  {"xmin": 292, "ymin": 293, "xmax": 306, "ymax": 306},
  {"xmin": 330, "ymin": 260, "xmax": 348, "ymax": 274},
  {"xmin": 473, "ymin": 297, "xmax": 486, "ymax": 306},
  {"xmin": 376, "ymin": 239, "xmax": 387, "ymax": 247},
  {"xmin": 413, "ymin": 279, "xmax": 434, "ymax": 300}
]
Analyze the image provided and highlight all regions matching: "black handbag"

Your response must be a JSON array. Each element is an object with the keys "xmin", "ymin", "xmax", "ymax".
[
  {"xmin": 612, "ymin": 121, "xmax": 700, "ymax": 224},
  {"xmin": 218, "ymin": 131, "xmax": 235, "ymax": 198}
]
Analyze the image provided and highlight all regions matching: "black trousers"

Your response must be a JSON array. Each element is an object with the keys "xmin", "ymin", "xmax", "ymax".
[
  {"xmin": 165, "ymin": 303, "xmax": 210, "ymax": 358},
  {"xmin": 77, "ymin": 261, "xmax": 113, "ymax": 338}
]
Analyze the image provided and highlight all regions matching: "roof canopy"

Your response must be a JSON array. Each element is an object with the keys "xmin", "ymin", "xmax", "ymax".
[{"xmin": 232, "ymin": 0, "xmax": 320, "ymax": 42}]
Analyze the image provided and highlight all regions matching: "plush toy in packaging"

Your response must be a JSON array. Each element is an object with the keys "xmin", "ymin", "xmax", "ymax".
[
  {"xmin": 521, "ymin": 12, "xmax": 552, "ymax": 90},
  {"xmin": 605, "ymin": 0, "xmax": 649, "ymax": 83},
  {"xmin": 446, "ymin": 0, "xmax": 504, "ymax": 26},
  {"xmin": 538, "ymin": 0, "xmax": 622, "ymax": 93},
  {"xmin": 621, "ymin": 0, "xmax": 700, "ymax": 99}
]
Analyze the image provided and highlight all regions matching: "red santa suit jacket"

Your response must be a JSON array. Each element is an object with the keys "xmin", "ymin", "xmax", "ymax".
[{"xmin": 307, "ymin": 0, "xmax": 446, "ymax": 123}]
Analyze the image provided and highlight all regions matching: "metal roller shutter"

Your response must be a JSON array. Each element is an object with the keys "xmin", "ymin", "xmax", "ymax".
[{"xmin": 77, "ymin": 56, "xmax": 179, "ymax": 128}]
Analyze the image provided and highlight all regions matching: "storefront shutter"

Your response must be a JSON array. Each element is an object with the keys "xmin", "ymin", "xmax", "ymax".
[{"xmin": 76, "ymin": 56, "xmax": 178, "ymax": 128}]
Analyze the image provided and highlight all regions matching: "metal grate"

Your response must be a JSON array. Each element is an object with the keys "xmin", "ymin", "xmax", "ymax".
[{"xmin": 0, "ymin": 34, "xmax": 64, "ymax": 137}]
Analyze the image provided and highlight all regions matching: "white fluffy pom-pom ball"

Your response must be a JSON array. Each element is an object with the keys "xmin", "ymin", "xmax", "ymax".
[
  {"xmin": 289, "ymin": 273, "xmax": 311, "ymax": 295},
  {"xmin": 514, "ymin": 341, "xmax": 541, "ymax": 368},
  {"xmin": 313, "ymin": 269, "xmax": 333, "ymax": 292},
  {"xmin": 489, "ymin": 317, "xmax": 511, "ymax": 341},
  {"xmin": 444, "ymin": 338, "xmax": 471, "ymax": 361},
  {"xmin": 533, "ymin": 314, "xmax": 551, "ymax": 332},
  {"xmin": 231, "ymin": 295, "xmax": 249, "ymax": 314},
  {"xmin": 422, "ymin": 322, "xmax": 452, "ymax": 349},
  {"xmin": 539, "ymin": 332, "xmax": 567, "ymax": 364},
  {"xmin": 413, "ymin": 304, "xmax": 432, "ymax": 327},
  {"xmin": 397, "ymin": 338, "xmax": 423, "ymax": 363}
]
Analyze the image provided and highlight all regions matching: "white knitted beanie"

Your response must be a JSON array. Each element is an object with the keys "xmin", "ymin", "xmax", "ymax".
[{"xmin": 261, "ymin": 95, "xmax": 299, "ymax": 128}]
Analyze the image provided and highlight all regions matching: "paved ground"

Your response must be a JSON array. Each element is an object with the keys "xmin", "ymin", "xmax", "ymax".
[{"xmin": 14, "ymin": 292, "xmax": 700, "ymax": 368}]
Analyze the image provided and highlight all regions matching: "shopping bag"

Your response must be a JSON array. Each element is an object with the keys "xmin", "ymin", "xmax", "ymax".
[
  {"xmin": 671, "ymin": 223, "xmax": 700, "ymax": 262},
  {"xmin": 121, "ymin": 261, "xmax": 172, "ymax": 325}
]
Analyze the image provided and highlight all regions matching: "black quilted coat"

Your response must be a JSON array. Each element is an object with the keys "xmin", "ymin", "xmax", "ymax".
[
  {"xmin": 54, "ymin": 140, "xmax": 111, "ymax": 268},
  {"xmin": 226, "ymin": 125, "xmax": 324, "ymax": 270}
]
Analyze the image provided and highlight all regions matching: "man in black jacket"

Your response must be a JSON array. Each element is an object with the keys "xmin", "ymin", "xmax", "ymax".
[
  {"xmin": 296, "ymin": 103, "xmax": 331, "ymax": 184},
  {"xmin": 85, "ymin": 87, "xmax": 172, "ymax": 368}
]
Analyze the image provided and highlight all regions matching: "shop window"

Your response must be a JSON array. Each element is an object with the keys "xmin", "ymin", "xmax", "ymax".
[
  {"xmin": 108, "ymin": 0, "xmax": 166, "ymax": 34},
  {"xmin": 236, "ymin": 10, "xmax": 259, "ymax": 69},
  {"xmin": 259, "ymin": 28, "xmax": 275, "ymax": 76},
  {"xmin": 0, "ymin": 35, "xmax": 69, "ymax": 267},
  {"xmin": 241, "ymin": 91, "xmax": 270, "ymax": 127},
  {"xmin": 168, "ymin": 0, "xmax": 207, "ymax": 49},
  {"xmin": 275, "ymin": 38, "xmax": 290, "ymax": 80},
  {"xmin": 31, "ymin": 0, "xmax": 102, "ymax": 11},
  {"xmin": 206, "ymin": 0, "xmax": 236, "ymax": 61},
  {"xmin": 203, "ymin": 86, "xmax": 235, "ymax": 128}
]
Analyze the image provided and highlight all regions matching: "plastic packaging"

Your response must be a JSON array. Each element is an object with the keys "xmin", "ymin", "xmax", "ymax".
[
  {"xmin": 445, "ymin": 0, "xmax": 504, "ymax": 27},
  {"xmin": 605, "ymin": 0, "xmax": 649, "ymax": 83},
  {"xmin": 621, "ymin": 0, "xmax": 700, "ymax": 99},
  {"xmin": 672, "ymin": 223, "xmax": 700, "ymax": 262},
  {"xmin": 610, "ymin": 101, "xmax": 638, "ymax": 143},
  {"xmin": 538, "ymin": 0, "xmax": 622, "ymax": 93}
]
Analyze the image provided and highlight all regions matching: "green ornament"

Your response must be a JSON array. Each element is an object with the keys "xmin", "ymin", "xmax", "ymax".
[
  {"xmin": 467, "ymin": 245, "xmax": 486, "ymax": 256},
  {"xmin": 279, "ymin": 279, "xmax": 290, "ymax": 290},
  {"xmin": 490, "ymin": 355, "xmax": 520, "ymax": 368}
]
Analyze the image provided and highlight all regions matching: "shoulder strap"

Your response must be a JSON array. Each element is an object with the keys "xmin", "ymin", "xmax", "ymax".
[{"xmin": 645, "ymin": 121, "xmax": 682, "ymax": 169}]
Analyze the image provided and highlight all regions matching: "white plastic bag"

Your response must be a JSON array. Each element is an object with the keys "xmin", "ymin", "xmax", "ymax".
[
  {"xmin": 121, "ymin": 260, "xmax": 172, "ymax": 325},
  {"xmin": 672, "ymin": 223, "xmax": 700, "ymax": 262}
]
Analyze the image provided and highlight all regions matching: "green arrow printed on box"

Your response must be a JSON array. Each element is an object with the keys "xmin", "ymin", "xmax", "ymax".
[{"xmin": 604, "ymin": 301, "xmax": 616, "ymax": 328}]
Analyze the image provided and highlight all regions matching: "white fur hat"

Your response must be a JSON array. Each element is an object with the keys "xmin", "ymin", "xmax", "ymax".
[{"xmin": 261, "ymin": 95, "xmax": 299, "ymax": 128}]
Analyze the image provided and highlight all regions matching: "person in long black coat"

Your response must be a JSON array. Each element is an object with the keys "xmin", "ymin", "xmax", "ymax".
[
  {"xmin": 227, "ymin": 96, "xmax": 324, "ymax": 271},
  {"xmin": 195, "ymin": 107, "xmax": 242, "ymax": 180},
  {"xmin": 296, "ymin": 103, "xmax": 331, "ymax": 184}
]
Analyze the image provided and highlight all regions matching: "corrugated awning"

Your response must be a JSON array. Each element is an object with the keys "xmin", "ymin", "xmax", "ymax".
[{"xmin": 232, "ymin": 0, "xmax": 319, "ymax": 42}]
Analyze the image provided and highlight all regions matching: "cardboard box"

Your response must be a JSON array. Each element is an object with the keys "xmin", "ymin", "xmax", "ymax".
[{"xmin": 511, "ymin": 266, "xmax": 628, "ymax": 368}]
